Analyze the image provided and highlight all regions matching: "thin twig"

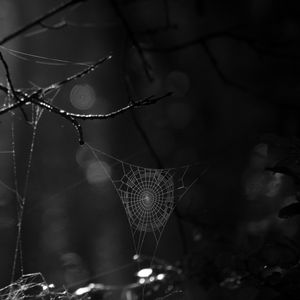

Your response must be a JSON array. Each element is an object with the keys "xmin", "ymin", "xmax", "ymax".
[
  {"xmin": 135, "ymin": 23, "xmax": 178, "ymax": 36},
  {"xmin": 142, "ymin": 29, "xmax": 259, "ymax": 94},
  {"xmin": 39, "ymin": 20, "xmax": 68, "ymax": 30},
  {"xmin": 133, "ymin": 0, "xmax": 177, "ymax": 35},
  {"xmin": 0, "ymin": 51, "xmax": 29, "ymax": 121},
  {"xmin": 0, "ymin": 50, "xmax": 167, "ymax": 140},
  {"xmin": 141, "ymin": 30, "xmax": 237, "ymax": 52},
  {"xmin": 43, "ymin": 55, "xmax": 112, "ymax": 94},
  {"xmin": 111, "ymin": 0, "xmax": 153, "ymax": 81},
  {"xmin": 0, "ymin": 79, "xmax": 171, "ymax": 144},
  {"xmin": 0, "ymin": 0, "xmax": 86, "ymax": 45},
  {"xmin": 201, "ymin": 41, "xmax": 251, "ymax": 94},
  {"xmin": 142, "ymin": 28, "xmax": 300, "ymax": 61}
]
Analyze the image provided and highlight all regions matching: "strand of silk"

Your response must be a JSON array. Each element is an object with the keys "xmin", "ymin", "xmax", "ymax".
[{"xmin": 11, "ymin": 122, "xmax": 37, "ymax": 282}]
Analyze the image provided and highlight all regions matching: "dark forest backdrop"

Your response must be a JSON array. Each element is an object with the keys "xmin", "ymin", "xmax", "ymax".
[{"xmin": 1, "ymin": 0, "xmax": 300, "ymax": 299}]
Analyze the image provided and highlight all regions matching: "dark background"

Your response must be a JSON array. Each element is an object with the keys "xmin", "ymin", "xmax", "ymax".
[{"xmin": 1, "ymin": 0, "xmax": 300, "ymax": 299}]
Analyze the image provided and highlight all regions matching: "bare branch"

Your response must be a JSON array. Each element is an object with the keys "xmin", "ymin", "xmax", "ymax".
[
  {"xmin": 0, "ymin": 0, "xmax": 170, "ymax": 144},
  {"xmin": 111, "ymin": 0, "xmax": 153, "ymax": 81},
  {"xmin": 43, "ymin": 55, "xmax": 112, "ymax": 94},
  {"xmin": 0, "ymin": 51, "xmax": 29, "ymax": 121},
  {"xmin": 141, "ymin": 30, "xmax": 235, "ymax": 52},
  {"xmin": 39, "ymin": 20, "xmax": 68, "ymax": 30},
  {"xmin": 0, "ymin": 82, "xmax": 171, "ymax": 144},
  {"xmin": 0, "ymin": 0, "xmax": 87, "ymax": 45},
  {"xmin": 142, "ymin": 28, "xmax": 300, "ymax": 61},
  {"xmin": 141, "ymin": 27, "xmax": 299, "ymax": 94},
  {"xmin": 135, "ymin": 24, "xmax": 178, "ymax": 35},
  {"xmin": 201, "ymin": 41, "xmax": 252, "ymax": 94}
]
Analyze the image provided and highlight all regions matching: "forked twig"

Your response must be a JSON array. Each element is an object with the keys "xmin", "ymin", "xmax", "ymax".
[
  {"xmin": 0, "ymin": 55, "xmax": 171, "ymax": 144},
  {"xmin": 0, "ymin": 0, "xmax": 87, "ymax": 45},
  {"xmin": 111, "ymin": 0, "xmax": 153, "ymax": 81},
  {"xmin": 0, "ymin": 51, "xmax": 29, "ymax": 121}
]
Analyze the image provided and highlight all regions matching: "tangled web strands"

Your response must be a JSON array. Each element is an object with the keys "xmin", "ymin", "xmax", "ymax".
[
  {"xmin": 87, "ymin": 144, "xmax": 206, "ymax": 255},
  {"xmin": 0, "ymin": 272, "xmax": 83, "ymax": 300}
]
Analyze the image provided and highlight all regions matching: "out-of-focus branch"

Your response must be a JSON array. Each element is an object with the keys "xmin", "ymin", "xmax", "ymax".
[
  {"xmin": 201, "ymin": 41, "xmax": 252, "ymax": 94},
  {"xmin": 129, "ymin": 0, "xmax": 177, "ymax": 35},
  {"xmin": 141, "ymin": 29, "xmax": 300, "ymax": 54},
  {"xmin": 135, "ymin": 24, "xmax": 178, "ymax": 35},
  {"xmin": 141, "ymin": 27, "xmax": 300, "ymax": 94},
  {"xmin": 39, "ymin": 20, "xmax": 68, "ymax": 30},
  {"xmin": 141, "ymin": 27, "xmax": 300, "ymax": 63},
  {"xmin": 141, "ymin": 30, "xmax": 238, "ymax": 52},
  {"xmin": 141, "ymin": 31, "xmax": 252, "ymax": 93},
  {"xmin": 111, "ymin": 0, "xmax": 153, "ymax": 81},
  {"xmin": 0, "ymin": 0, "xmax": 86, "ymax": 45}
]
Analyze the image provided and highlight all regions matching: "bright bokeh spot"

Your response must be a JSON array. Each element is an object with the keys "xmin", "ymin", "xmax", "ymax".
[
  {"xmin": 137, "ymin": 268, "xmax": 153, "ymax": 278},
  {"xmin": 133, "ymin": 254, "xmax": 140, "ymax": 261},
  {"xmin": 75, "ymin": 286, "xmax": 90, "ymax": 296},
  {"xmin": 70, "ymin": 84, "xmax": 96, "ymax": 110},
  {"xmin": 86, "ymin": 160, "xmax": 111, "ymax": 184},
  {"xmin": 164, "ymin": 71, "xmax": 190, "ymax": 97},
  {"xmin": 156, "ymin": 273, "xmax": 166, "ymax": 280},
  {"xmin": 76, "ymin": 146, "xmax": 94, "ymax": 167}
]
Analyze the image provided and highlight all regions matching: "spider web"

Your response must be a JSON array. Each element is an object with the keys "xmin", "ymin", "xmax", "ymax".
[
  {"xmin": 0, "ymin": 273, "xmax": 75, "ymax": 300},
  {"xmin": 29, "ymin": 84, "xmax": 61, "ymax": 127},
  {"xmin": 0, "ymin": 116, "xmax": 37, "ymax": 292},
  {"xmin": 0, "ymin": 91, "xmax": 84, "ymax": 300},
  {"xmin": 9, "ymin": 98, "xmax": 38, "ymax": 282},
  {"xmin": 0, "ymin": 44, "xmax": 94, "ymax": 129},
  {"xmin": 0, "ymin": 46, "xmax": 108, "ymax": 294},
  {"xmin": 86, "ymin": 143, "xmax": 206, "ymax": 256},
  {"xmin": 0, "ymin": 83, "xmax": 56, "ymax": 283},
  {"xmin": 0, "ymin": 45, "xmax": 91, "ymax": 67},
  {"xmin": 0, "ymin": 44, "xmax": 198, "ymax": 299}
]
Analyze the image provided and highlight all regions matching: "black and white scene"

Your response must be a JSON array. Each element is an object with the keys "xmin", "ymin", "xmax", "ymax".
[{"xmin": 0, "ymin": 0, "xmax": 300, "ymax": 299}]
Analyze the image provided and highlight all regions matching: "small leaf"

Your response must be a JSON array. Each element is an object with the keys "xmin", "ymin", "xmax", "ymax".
[{"xmin": 278, "ymin": 202, "xmax": 300, "ymax": 218}]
